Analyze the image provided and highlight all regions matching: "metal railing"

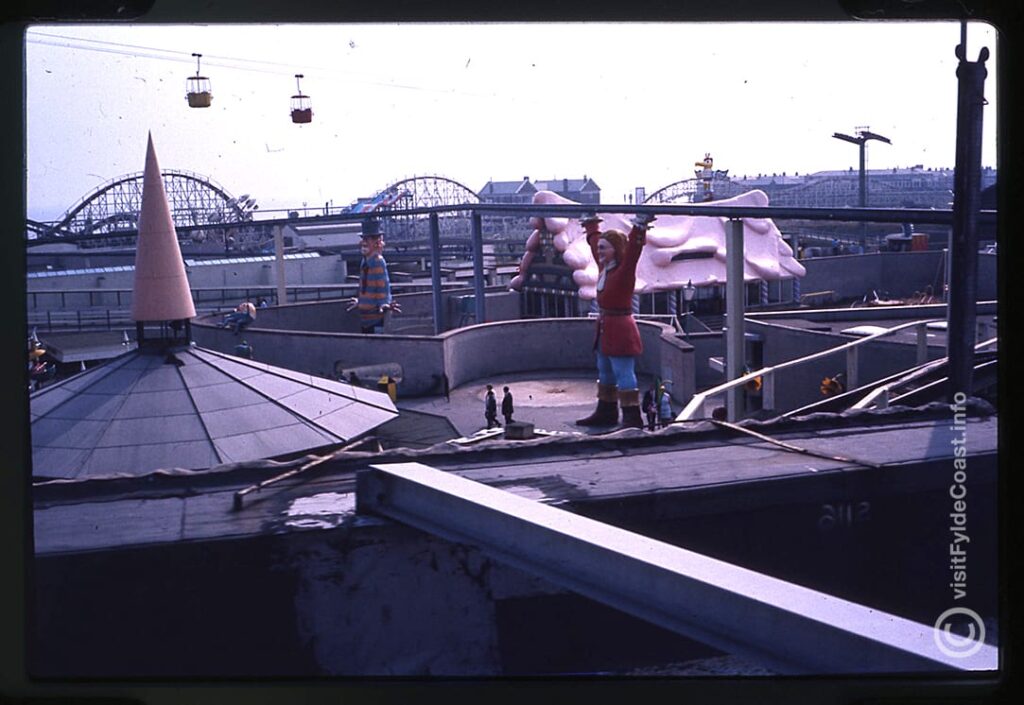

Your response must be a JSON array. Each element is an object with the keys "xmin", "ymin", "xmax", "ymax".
[
  {"xmin": 678, "ymin": 318, "xmax": 943, "ymax": 421},
  {"xmin": 848, "ymin": 335, "xmax": 998, "ymax": 411},
  {"xmin": 25, "ymin": 280, "xmax": 478, "ymax": 332}
]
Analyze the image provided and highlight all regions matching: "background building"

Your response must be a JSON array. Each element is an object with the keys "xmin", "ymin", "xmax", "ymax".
[
  {"xmin": 727, "ymin": 165, "xmax": 997, "ymax": 209},
  {"xmin": 478, "ymin": 176, "xmax": 600, "ymax": 205}
]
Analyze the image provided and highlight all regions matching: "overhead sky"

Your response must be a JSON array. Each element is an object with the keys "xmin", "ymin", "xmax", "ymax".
[{"xmin": 24, "ymin": 21, "xmax": 999, "ymax": 222}]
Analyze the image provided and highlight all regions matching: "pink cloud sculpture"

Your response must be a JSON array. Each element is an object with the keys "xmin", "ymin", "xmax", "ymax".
[{"xmin": 510, "ymin": 189, "xmax": 805, "ymax": 300}]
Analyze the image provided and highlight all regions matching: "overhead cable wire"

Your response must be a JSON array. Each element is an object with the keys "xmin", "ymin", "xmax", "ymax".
[{"xmin": 26, "ymin": 30, "xmax": 491, "ymax": 97}]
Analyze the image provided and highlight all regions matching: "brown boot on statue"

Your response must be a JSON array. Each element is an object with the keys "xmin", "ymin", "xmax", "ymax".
[
  {"xmin": 618, "ymin": 389, "xmax": 644, "ymax": 429},
  {"xmin": 576, "ymin": 383, "xmax": 619, "ymax": 426}
]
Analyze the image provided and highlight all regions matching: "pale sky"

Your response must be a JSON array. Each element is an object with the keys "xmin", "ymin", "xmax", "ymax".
[{"xmin": 25, "ymin": 21, "xmax": 999, "ymax": 222}]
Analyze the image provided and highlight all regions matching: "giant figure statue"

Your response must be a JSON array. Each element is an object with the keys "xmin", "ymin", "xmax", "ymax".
[
  {"xmin": 574, "ymin": 212, "xmax": 653, "ymax": 429},
  {"xmin": 512, "ymin": 189, "xmax": 805, "ymax": 428},
  {"xmin": 347, "ymin": 217, "xmax": 401, "ymax": 333}
]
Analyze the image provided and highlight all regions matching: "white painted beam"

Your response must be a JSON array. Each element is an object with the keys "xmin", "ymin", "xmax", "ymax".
[{"xmin": 357, "ymin": 461, "xmax": 997, "ymax": 675}]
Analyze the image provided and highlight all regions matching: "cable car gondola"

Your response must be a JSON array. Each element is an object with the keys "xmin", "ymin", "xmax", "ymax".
[
  {"xmin": 186, "ymin": 52, "xmax": 212, "ymax": 108},
  {"xmin": 290, "ymin": 73, "xmax": 313, "ymax": 124}
]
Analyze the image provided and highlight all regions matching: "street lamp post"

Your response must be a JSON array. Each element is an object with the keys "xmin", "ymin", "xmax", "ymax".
[
  {"xmin": 832, "ymin": 128, "xmax": 891, "ymax": 248},
  {"xmin": 682, "ymin": 279, "xmax": 696, "ymax": 334}
]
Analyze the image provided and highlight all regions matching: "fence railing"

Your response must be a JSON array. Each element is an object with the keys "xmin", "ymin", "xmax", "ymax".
[
  {"xmin": 847, "ymin": 335, "xmax": 998, "ymax": 411},
  {"xmin": 678, "ymin": 318, "xmax": 943, "ymax": 421},
  {"xmin": 25, "ymin": 281, "xmax": 478, "ymax": 332}
]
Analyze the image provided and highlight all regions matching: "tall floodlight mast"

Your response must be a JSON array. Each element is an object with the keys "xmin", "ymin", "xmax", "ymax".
[{"xmin": 832, "ymin": 127, "xmax": 891, "ymax": 247}]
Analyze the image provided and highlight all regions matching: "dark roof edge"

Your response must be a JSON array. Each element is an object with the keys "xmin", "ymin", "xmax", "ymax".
[{"xmin": 32, "ymin": 397, "xmax": 995, "ymax": 504}]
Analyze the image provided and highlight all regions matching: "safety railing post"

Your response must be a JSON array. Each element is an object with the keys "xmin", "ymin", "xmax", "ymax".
[
  {"xmin": 430, "ymin": 212, "xmax": 444, "ymax": 335},
  {"xmin": 877, "ymin": 388, "xmax": 889, "ymax": 409},
  {"xmin": 917, "ymin": 323, "xmax": 929, "ymax": 365},
  {"xmin": 762, "ymin": 370, "xmax": 775, "ymax": 412},
  {"xmin": 846, "ymin": 346, "xmax": 859, "ymax": 391},
  {"xmin": 725, "ymin": 218, "xmax": 745, "ymax": 422},
  {"xmin": 471, "ymin": 211, "xmax": 486, "ymax": 325}
]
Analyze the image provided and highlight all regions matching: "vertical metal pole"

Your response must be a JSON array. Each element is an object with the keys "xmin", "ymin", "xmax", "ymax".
[
  {"xmin": 725, "ymin": 219, "xmax": 745, "ymax": 422},
  {"xmin": 858, "ymin": 143, "xmax": 867, "ymax": 209},
  {"xmin": 273, "ymin": 225, "xmax": 287, "ymax": 307},
  {"xmin": 917, "ymin": 323, "xmax": 929, "ymax": 366},
  {"xmin": 430, "ymin": 213, "xmax": 444, "ymax": 335},
  {"xmin": 763, "ymin": 371, "xmax": 775, "ymax": 411},
  {"xmin": 471, "ymin": 212, "xmax": 486, "ymax": 325},
  {"xmin": 859, "ymin": 142, "xmax": 868, "ymax": 248},
  {"xmin": 947, "ymin": 34, "xmax": 989, "ymax": 401},
  {"xmin": 846, "ymin": 346, "xmax": 859, "ymax": 391}
]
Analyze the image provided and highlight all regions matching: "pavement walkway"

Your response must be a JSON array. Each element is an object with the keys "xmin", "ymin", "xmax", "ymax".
[{"xmin": 396, "ymin": 369, "xmax": 669, "ymax": 439}]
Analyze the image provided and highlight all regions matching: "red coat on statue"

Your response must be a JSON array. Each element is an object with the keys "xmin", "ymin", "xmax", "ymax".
[{"xmin": 589, "ymin": 225, "xmax": 644, "ymax": 357}]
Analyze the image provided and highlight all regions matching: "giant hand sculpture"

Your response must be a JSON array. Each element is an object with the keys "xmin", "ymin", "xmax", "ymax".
[{"xmin": 510, "ymin": 189, "xmax": 805, "ymax": 298}]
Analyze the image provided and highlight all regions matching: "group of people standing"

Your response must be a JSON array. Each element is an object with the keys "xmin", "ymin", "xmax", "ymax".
[
  {"xmin": 641, "ymin": 384, "xmax": 675, "ymax": 431},
  {"xmin": 484, "ymin": 384, "xmax": 515, "ymax": 429}
]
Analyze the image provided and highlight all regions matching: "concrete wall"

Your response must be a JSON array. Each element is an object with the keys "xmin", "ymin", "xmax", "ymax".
[
  {"xmin": 446, "ymin": 290, "xmax": 522, "ymax": 326},
  {"xmin": 798, "ymin": 250, "xmax": 1001, "ymax": 302},
  {"xmin": 194, "ymin": 315, "xmax": 694, "ymax": 403},
  {"xmin": 800, "ymin": 251, "xmax": 949, "ymax": 301},
  {"xmin": 374, "ymin": 286, "xmax": 521, "ymax": 334},
  {"xmin": 684, "ymin": 331, "xmax": 726, "ymax": 389},
  {"xmin": 442, "ymin": 318, "xmax": 693, "ymax": 403},
  {"xmin": 248, "ymin": 299, "xmax": 361, "ymax": 333},
  {"xmin": 977, "ymin": 252, "xmax": 997, "ymax": 301},
  {"xmin": 746, "ymin": 319, "xmax": 946, "ymax": 412},
  {"xmin": 194, "ymin": 323, "xmax": 446, "ymax": 394}
]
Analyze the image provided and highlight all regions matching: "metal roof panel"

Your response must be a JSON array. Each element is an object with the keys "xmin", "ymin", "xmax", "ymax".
[{"xmin": 96, "ymin": 414, "xmax": 209, "ymax": 447}]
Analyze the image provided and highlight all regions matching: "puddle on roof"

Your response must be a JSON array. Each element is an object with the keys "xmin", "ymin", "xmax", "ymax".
[
  {"xmin": 283, "ymin": 491, "xmax": 356, "ymax": 530},
  {"xmin": 501, "ymin": 484, "xmax": 555, "ymax": 503}
]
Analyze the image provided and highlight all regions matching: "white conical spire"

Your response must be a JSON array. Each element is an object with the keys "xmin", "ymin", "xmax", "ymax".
[{"xmin": 131, "ymin": 132, "xmax": 196, "ymax": 322}]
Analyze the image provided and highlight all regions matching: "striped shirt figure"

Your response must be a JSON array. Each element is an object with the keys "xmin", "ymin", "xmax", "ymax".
[{"xmin": 352, "ymin": 218, "xmax": 396, "ymax": 334}]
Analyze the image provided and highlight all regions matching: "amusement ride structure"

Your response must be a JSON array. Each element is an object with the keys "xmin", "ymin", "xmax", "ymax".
[{"xmin": 31, "ymin": 169, "xmax": 260, "ymax": 247}]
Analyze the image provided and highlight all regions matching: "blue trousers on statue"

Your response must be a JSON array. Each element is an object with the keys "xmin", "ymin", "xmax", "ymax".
[{"xmin": 596, "ymin": 350, "xmax": 638, "ymax": 391}]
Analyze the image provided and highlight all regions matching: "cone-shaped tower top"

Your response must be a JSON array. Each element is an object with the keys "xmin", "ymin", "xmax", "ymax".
[{"xmin": 131, "ymin": 133, "xmax": 197, "ymax": 322}]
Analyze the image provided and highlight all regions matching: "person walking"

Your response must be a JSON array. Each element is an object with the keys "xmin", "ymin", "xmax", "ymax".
[
  {"xmin": 501, "ymin": 386, "xmax": 514, "ymax": 425},
  {"xmin": 658, "ymin": 384, "xmax": 674, "ymax": 429},
  {"xmin": 642, "ymin": 386, "xmax": 658, "ymax": 431},
  {"xmin": 484, "ymin": 384, "xmax": 500, "ymax": 429}
]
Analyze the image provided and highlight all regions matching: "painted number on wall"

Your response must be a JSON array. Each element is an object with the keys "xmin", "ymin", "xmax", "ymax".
[{"xmin": 817, "ymin": 501, "xmax": 871, "ymax": 532}]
